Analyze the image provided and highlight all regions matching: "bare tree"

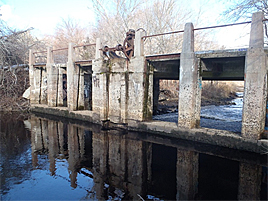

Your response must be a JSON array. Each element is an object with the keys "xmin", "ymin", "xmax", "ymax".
[
  {"xmin": 222, "ymin": 0, "xmax": 268, "ymax": 44},
  {"xmin": 222, "ymin": 0, "xmax": 268, "ymax": 21},
  {"xmin": 0, "ymin": 20, "xmax": 37, "ymax": 67},
  {"xmin": 43, "ymin": 17, "xmax": 95, "ymax": 63},
  {"xmin": 0, "ymin": 20, "xmax": 43, "ymax": 111},
  {"xmin": 92, "ymin": 0, "xmax": 145, "ymax": 46},
  {"xmin": 92, "ymin": 0, "xmax": 223, "ymax": 55}
]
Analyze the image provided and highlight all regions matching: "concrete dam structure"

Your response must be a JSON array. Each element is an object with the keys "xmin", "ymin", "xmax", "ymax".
[{"xmin": 29, "ymin": 12, "xmax": 268, "ymax": 153}]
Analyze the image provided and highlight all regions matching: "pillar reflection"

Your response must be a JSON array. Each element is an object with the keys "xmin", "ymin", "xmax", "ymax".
[
  {"xmin": 238, "ymin": 162, "xmax": 262, "ymax": 200},
  {"xmin": 48, "ymin": 120, "xmax": 59, "ymax": 176},
  {"xmin": 92, "ymin": 129, "xmax": 109, "ymax": 199},
  {"xmin": 176, "ymin": 149, "xmax": 199, "ymax": 200},
  {"xmin": 58, "ymin": 121, "xmax": 64, "ymax": 155},
  {"xmin": 92, "ymin": 130, "xmax": 151, "ymax": 200},
  {"xmin": 67, "ymin": 124, "xmax": 80, "ymax": 188},
  {"xmin": 30, "ymin": 117, "xmax": 42, "ymax": 168}
]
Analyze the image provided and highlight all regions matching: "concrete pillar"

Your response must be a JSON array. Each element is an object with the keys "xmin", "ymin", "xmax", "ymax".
[
  {"xmin": 195, "ymin": 72, "xmax": 202, "ymax": 127},
  {"xmin": 128, "ymin": 30, "xmax": 153, "ymax": 121},
  {"xmin": 95, "ymin": 38, "xmax": 101, "ymax": 60},
  {"xmin": 176, "ymin": 150, "xmax": 199, "ymax": 200},
  {"xmin": 47, "ymin": 47, "xmax": 58, "ymax": 107},
  {"xmin": 40, "ymin": 67, "xmax": 47, "ymax": 104},
  {"xmin": 29, "ymin": 50, "xmax": 37, "ymax": 104},
  {"xmin": 57, "ymin": 67, "xmax": 64, "ymax": 106},
  {"xmin": 29, "ymin": 50, "xmax": 42, "ymax": 104},
  {"xmin": 78, "ymin": 68, "xmax": 85, "ymax": 110},
  {"xmin": 134, "ymin": 30, "xmax": 145, "ymax": 57},
  {"xmin": 238, "ymin": 162, "xmax": 262, "ymax": 200},
  {"xmin": 67, "ymin": 43, "xmax": 79, "ymax": 111},
  {"xmin": 178, "ymin": 23, "xmax": 199, "ymax": 129},
  {"xmin": 242, "ymin": 12, "xmax": 267, "ymax": 139},
  {"xmin": 108, "ymin": 58, "xmax": 128, "ymax": 123},
  {"xmin": 92, "ymin": 38, "xmax": 109, "ymax": 122}
]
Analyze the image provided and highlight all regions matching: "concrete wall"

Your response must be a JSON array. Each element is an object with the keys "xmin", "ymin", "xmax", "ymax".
[{"xmin": 92, "ymin": 31, "xmax": 152, "ymax": 124}]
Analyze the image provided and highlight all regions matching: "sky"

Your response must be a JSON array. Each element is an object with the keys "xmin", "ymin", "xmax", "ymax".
[
  {"xmin": 0, "ymin": 0, "xmax": 251, "ymax": 49},
  {"xmin": 0, "ymin": 0, "xmax": 95, "ymax": 36}
]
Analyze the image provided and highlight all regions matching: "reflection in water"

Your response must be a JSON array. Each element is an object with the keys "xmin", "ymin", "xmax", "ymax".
[{"xmin": 0, "ymin": 114, "xmax": 267, "ymax": 200}]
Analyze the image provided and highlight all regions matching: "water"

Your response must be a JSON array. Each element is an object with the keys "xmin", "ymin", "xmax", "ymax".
[
  {"xmin": 154, "ymin": 92, "xmax": 244, "ymax": 133},
  {"xmin": 0, "ymin": 112, "xmax": 267, "ymax": 200}
]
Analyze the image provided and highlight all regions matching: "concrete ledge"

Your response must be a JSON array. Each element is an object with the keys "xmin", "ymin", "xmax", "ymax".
[
  {"xmin": 30, "ymin": 104, "xmax": 268, "ymax": 154},
  {"xmin": 31, "ymin": 104, "xmax": 97, "ymax": 124}
]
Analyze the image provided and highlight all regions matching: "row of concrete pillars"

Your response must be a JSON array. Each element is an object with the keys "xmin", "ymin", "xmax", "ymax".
[
  {"xmin": 29, "ymin": 12, "xmax": 267, "ymax": 140},
  {"xmin": 29, "ymin": 45, "xmax": 93, "ymax": 110}
]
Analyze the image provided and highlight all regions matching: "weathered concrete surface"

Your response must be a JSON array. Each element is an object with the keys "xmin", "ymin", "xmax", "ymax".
[
  {"xmin": 30, "ymin": 104, "xmax": 268, "ymax": 154},
  {"xmin": 78, "ymin": 68, "xmax": 85, "ymax": 110},
  {"xmin": 178, "ymin": 23, "xmax": 200, "ymax": 129},
  {"xmin": 47, "ymin": 47, "xmax": 58, "ymax": 107},
  {"xmin": 92, "ymin": 33, "xmax": 152, "ymax": 123},
  {"xmin": 92, "ymin": 38, "xmax": 109, "ymax": 121},
  {"xmin": 108, "ymin": 58, "xmax": 128, "ymax": 123},
  {"xmin": 128, "ymin": 56, "xmax": 153, "ymax": 121},
  {"xmin": 40, "ymin": 67, "xmax": 47, "ymax": 104},
  {"xmin": 29, "ymin": 50, "xmax": 41, "ymax": 104},
  {"xmin": 242, "ymin": 12, "xmax": 267, "ymax": 139},
  {"xmin": 57, "ymin": 67, "xmax": 65, "ymax": 106},
  {"xmin": 67, "ymin": 43, "xmax": 79, "ymax": 111},
  {"xmin": 92, "ymin": 58, "xmax": 109, "ymax": 121}
]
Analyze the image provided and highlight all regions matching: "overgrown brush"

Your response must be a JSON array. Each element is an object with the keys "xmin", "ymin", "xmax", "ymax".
[
  {"xmin": 0, "ymin": 67, "xmax": 30, "ymax": 112},
  {"xmin": 159, "ymin": 80, "xmax": 240, "ymax": 106},
  {"xmin": 201, "ymin": 81, "xmax": 238, "ymax": 105}
]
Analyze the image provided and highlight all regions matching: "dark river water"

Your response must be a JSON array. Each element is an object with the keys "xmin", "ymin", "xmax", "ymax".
[{"xmin": 0, "ymin": 112, "xmax": 267, "ymax": 200}]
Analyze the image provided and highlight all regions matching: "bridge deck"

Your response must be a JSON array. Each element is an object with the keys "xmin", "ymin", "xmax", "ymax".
[{"xmin": 146, "ymin": 49, "xmax": 252, "ymax": 80}]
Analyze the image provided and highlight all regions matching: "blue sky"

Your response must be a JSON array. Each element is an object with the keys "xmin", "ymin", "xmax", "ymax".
[
  {"xmin": 0, "ymin": 0, "xmax": 95, "ymax": 36},
  {"xmin": 0, "ymin": 0, "xmax": 251, "ymax": 48}
]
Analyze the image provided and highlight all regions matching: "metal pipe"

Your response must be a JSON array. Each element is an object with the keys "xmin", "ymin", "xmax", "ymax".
[
  {"xmin": 142, "ymin": 20, "xmax": 254, "ymax": 39},
  {"xmin": 194, "ymin": 21, "xmax": 252, "ymax": 31},
  {"xmin": 142, "ymin": 30, "xmax": 184, "ymax": 39},
  {"xmin": 51, "ymin": 47, "xmax": 68, "ymax": 52},
  {"xmin": 73, "ymin": 43, "xmax": 96, "ymax": 49}
]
